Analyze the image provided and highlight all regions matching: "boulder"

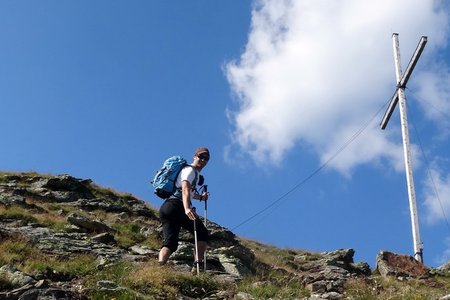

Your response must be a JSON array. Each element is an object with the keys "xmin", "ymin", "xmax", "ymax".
[
  {"xmin": 67, "ymin": 213, "xmax": 115, "ymax": 234},
  {"xmin": 376, "ymin": 250, "xmax": 429, "ymax": 278}
]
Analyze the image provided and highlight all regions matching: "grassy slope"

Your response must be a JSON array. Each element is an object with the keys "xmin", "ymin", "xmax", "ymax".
[{"xmin": 1, "ymin": 171, "xmax": 450, "ymax": 299}]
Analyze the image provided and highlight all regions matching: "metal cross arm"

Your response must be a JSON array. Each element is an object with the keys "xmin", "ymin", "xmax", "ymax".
[{"xmin": 380, "ymin": 35, "xmax": 427, "ymax": 130}]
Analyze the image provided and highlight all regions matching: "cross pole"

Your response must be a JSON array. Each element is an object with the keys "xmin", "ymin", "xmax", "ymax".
[{"xmin": 380, "ymin": 33, "xmax": 427, "ymax": 263}]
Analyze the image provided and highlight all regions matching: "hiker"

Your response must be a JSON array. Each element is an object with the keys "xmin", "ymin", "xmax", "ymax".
[{"xmin": 158, "ymin": 147, "xmax": 210, "ymax": 265}]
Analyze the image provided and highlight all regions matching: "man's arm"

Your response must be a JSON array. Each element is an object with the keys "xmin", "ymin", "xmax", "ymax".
[{"xmin": 181, "ymin": 180, "xmax": 196, "ymax": 220}]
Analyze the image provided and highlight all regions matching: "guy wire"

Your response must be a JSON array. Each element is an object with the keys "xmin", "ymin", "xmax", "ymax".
[
  {"xmin": 231, "ymin": 99, "xmax": 390, "ymax": 231},
  {"xmin": 407, "ymin": 88, "xmax": 450, "ymax": 234}
]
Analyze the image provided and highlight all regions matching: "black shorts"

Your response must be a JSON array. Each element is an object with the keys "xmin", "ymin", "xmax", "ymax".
[{"xmin": 159, "ymin": 198, "xmax": 208, "ymax": 253}]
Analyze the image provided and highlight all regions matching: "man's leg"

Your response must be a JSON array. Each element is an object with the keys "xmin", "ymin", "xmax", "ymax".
[{"xmin": 159, "ymin": 199, "xmax": 181, "ymax": 264}]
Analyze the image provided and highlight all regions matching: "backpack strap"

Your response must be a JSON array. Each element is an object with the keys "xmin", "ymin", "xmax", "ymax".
[{"xmin": 172, "ymin": 165, "xmax": 198, "ymax": 199}]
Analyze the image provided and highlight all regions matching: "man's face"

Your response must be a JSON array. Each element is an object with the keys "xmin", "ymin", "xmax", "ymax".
[{"xmin": 194, "ymin": 153, "xmax": 209, "ymax": 169}]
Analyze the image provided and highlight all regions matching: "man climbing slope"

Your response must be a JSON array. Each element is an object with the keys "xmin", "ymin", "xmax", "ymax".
[{"xmin": 158, "ymin": 147, "xmax": 210, "ymax": 266}]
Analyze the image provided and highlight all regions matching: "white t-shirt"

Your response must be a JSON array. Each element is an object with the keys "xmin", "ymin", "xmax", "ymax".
[{"xmin": 175, "ymin": 166, "xmax": 198, "ymax": 199}]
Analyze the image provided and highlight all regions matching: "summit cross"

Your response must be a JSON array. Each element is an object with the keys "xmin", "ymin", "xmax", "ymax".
[{"xmin": 380, "ymin": 33, "xmax": 427, "ymax": 263}]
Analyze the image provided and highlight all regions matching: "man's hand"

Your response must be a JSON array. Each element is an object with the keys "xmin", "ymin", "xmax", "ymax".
[
  {"xmin": 200, "ymin": 192, "xmax": 210, "ymax": 201},
  {"xmin": 185, "ymin": 207, "xmax": 197, "ymax": 220}
]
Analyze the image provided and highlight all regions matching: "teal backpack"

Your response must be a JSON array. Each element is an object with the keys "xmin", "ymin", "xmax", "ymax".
[{"xmin": 151, "ymin": 156, "xmax": 197, "ymax": 199}]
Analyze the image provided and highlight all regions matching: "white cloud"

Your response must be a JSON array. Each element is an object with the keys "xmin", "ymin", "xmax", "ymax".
[
  {"xmin": 415, "ymin": 67, "xmax": 450, "ymax": 137},
  {"xmin": 423, "ymin": 163, "xmax": 450, "ymax": 224},
  {"xmin": 225, "ymin": 0, "xmax": 450, "ymax": 174}
]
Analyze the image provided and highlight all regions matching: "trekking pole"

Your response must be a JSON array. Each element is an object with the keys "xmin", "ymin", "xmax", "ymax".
[
  {"xmin": 193, "ymin": 213, "xmax": 200, "ymax": 275},
  {"xmin": 203, "ymin": 185, "xmax": 208, "ymax": 272},
  {"xmin": 203, "ymin": 185, "xmax": 208, "ymax": 227}
]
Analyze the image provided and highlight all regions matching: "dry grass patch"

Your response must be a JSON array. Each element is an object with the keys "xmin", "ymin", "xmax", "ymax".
[
  {"xmin": 123, "ymin": 261, "xmax": 228, "ymax": 299},
  {"xmin": 0, "ymin": 205, "xmax": 37, "ymax": 224},
  {"xmin": 83, "ymin": 260, "xmax": 209, "ymax": 299},
  {"xmin": 124, "ymin": 261, "xmax": 178, "ymax": 297},
  {"xmin": 0, "ymin": 237, "xmax": 36, "ymax": 267},
  {"xmin": 344, "ymin": 275, "xmax": 450, "ymax": 300},
  {"xmin": 0, "ymin": 202, "xmax": 69, "ymax": 231},
  {"xmin": 0, "ymin": 236, "xmax": 97, "ymax": 277},
  {"xmin": 237, "ymin": 274, "xmax": 309, "ymax": 299},
  {"xmin": 239, "ymin": 238, "xmax": 313, "ymax": 272}
]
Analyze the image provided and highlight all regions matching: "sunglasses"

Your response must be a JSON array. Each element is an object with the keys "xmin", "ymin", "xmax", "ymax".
[{"xmin": 197, "ymin": 154, "xmax": 209, "ymax": 161}]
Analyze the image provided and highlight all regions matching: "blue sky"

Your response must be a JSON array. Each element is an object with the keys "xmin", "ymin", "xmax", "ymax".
[{"xmin": 1, "ymin": 1, "xmax": 450, "ymax": 268}]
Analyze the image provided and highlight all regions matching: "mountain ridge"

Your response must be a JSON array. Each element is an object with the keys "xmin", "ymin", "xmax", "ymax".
[{"xmin": 1, "ymin": 171, "xmax": 449, "ymax": 299}]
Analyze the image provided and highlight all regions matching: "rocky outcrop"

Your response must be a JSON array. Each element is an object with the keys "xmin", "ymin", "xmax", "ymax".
[
  {"xmin": 0, "ymin": 173, "xmax": 260, "ymax": 298},
  {"xmin": 0, "ymin": 265, "xmax": 86, "ymax": 299},
  {"xmin": 376, "ymin": 250, "xmax": 430, "ymax": 278},
  {"xmin": 294, "ymin": 248, "xmax": 370, "ymax": 298}
]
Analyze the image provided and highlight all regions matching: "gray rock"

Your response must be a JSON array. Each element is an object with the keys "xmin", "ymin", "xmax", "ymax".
[
  {"xmin": 91, "ymin": 232, "xmax": 116, "ymax": 244},
  {"xmin": 130, "ymin": 245, "xmax": 158, "ymax": 256},
  {"xmin": 33, "ymin": 175, "xmax": 94, "ymax": 196},
  {"xmin": 67, "ymin": 213, "xmax": 115, "ymax": 234},
  {"xmin": 437, "ymin": 261, "xmax": 450, "ymax": 273},
  {"xmin": 171, "ymin": 242, "xmax": 195, "ymax": 262},
  {"xmin": 0, "ymin": 265, "xmax": 36, "ymax": 287},
  {"xmin": 216, "ymin": 253, "xmax": 252, "ymax": 278},
  {"xmin": 97, "ymin": 280, "xmax": 124, "ymax": 291},
  {"xmin": 376, "ymin": 250, "xmax": 429, "ymax": 278},
  {"xmin": 235, "ymin": 292, "xmax": 255, "ymax": 300}
]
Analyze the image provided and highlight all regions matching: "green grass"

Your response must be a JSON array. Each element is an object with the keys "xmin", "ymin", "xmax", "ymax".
[
  {"xmin": 0, "ymin": 203, "xmax": 71, "ymax": 232},
  {"xmin": 0, "ymin": 236, "xmax": 97, "ymax": 278},
  {"xmin": 0, "ymin": 206, "xmax": 38, "ymax": 224},
  {"xmin": 167, "ymin": 272, "xmax": 223, "ymax": 299},
  {"xmin": 91, "ymin": 289, "xmax": 149, "ymax": 300},
  {"xmin": 237, "ymin": 274, "xmax": 309, "ymax": 299},
  {"xmin": 0, "ymin": 238, "xmax": 36, "ymax": 267},
  {"xmin": 343, "ymin": 275, "xmax": 450, "ymax": 300},
  {"xmin": 81, "ymin": 260, "xmax": 229, "ymax": 299},
  {"xmin": 113, "ymin": 223, "xmax": 147, "ymax": 248}
]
